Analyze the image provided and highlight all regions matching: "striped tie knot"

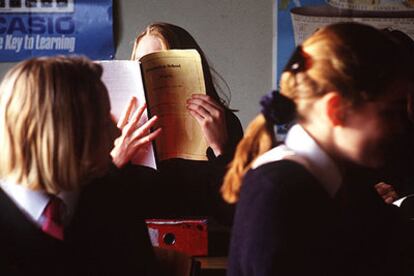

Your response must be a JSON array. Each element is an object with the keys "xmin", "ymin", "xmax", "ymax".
[{"xmin": 41, "ymin": 195, "xmax": 65, "ymax": 240}]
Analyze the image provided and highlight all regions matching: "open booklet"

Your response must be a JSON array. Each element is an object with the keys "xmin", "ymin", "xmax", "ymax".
[{"xmin": 99, "ymin": 49, "xmax": 209, "ymax": 169}]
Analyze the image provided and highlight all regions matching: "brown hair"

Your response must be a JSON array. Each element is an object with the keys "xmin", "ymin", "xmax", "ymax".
[
  {"xmin": 222, "ymin": 22, "xmax": 409, "ymax": 203},
  {"xmin": 0, "ymin": 56, "xmax": 113, "ymax": 194},
  {"xmin": 131, "ymin": 22, "xmax": 230, "ymax": 108}
]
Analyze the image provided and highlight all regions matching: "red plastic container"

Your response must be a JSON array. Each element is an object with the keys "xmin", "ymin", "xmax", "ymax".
[{"xmin": 146, "ymin": 219, "xmax": 208, "ymax": 256}]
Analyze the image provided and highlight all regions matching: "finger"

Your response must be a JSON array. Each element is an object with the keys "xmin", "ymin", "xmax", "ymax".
[
  {"xmin": 187, "ymin": 99, "xmax": 223, "ymax": 119},
  {"xmin": 385, "ymin": 197, "xmax": 395, "ymax": 204},
  {"xmin": 381, "ymin": 188, "xmax": 397, "ymax": 199},
  {"xmin": 118, "ymin": 97, "xmax": 138, "ymax": 129},
  {"xmin": 187, "ymin": 103, "xmax": 210, "ymax": 119},
  {"xmin": 132, "ymin": 128, "xmax": 162, "ymax": 148},
  {"xmin": 375, "ymin": 182, "xmax": 389, "ymax": 194},
  {"xmin": 375, "ymin": 182, "xmax": 388, "ymax": 187},
  {"xmin": 379, "ymin": 185, "xmax": 397, "ymax": 198},
  {"xmin": 190, "ymin": 94, "xmax": 223, "ymax": 109},
  {"xmin": 130, "ymin": 116, "xmax": 159, "ymax": 141},
  {"xmin": 125, "ymin": 103, "xmax": 147, "ymax": 136},
  {"xmin": 130, "ymin": 102, "xmax": 147, "ymax": 125},
  {"xmin": 188, "ymin": 109, "xmax": 205, "ymax": 125},
  {"xmin": 388, "ymin": 191, "xmax": 398, "ymax": 199},
  {"xmin": 188, "ymin": 95, "xmax": 224, "ymax": 112},
  {"xmin": 376, "ymin": 187, "xmax": 388, "ymax": 195}
]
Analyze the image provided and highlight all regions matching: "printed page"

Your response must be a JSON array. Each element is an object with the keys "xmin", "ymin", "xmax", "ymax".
[
  {"xmin": 98, "ymin": 60, "xmax": 157, "ymax": 169},
  {"xmin": 327, "ymin": 0, "xmax": 414, "ymax": 11},
  {"xmin": 140, "ymin": 49, "xmax": 208, "ymax": 161},
  {"xmin": 290, "ymin": 5, "xmax": 414, "ymax": 46}
]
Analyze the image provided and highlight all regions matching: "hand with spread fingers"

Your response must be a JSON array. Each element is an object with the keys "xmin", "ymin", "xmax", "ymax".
[
  {"xmin": 186, "ymin": 94, "xmax": 228, "ymax": 156},
  {"xmin": 111, "ymin": 97, "xmax": 161, "ymax": 168},
  {"xmin": 374, "ymin": 182, "xmax": 399, "ymax": 204}
]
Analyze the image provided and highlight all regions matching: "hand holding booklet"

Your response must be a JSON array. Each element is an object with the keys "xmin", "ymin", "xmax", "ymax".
[{"xmin": 99, "ymin": 49, "xmax": 208, "ymax": 169}]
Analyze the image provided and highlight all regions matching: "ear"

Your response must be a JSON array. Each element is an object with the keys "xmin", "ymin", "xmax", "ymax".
[{"xmin": 323, "ymin": 92, "xmax": 345, "ymax": 126}]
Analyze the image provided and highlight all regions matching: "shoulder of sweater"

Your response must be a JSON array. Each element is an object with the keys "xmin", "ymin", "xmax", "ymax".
[{"xmin": 243, "ymin": 160, "xmax": 319, "ymax": 195}]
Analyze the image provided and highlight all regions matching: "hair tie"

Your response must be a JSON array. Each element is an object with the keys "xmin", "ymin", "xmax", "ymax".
[{"xmin": 260, "ymin": 90, "xmax": 296, "ymax": 125}]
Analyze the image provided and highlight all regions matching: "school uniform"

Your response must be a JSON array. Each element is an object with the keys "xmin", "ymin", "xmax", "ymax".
[
  {"xmin": 0, "ymin": 166, "xmax": 158, "ymax": 276},
  {"xmin": 137, "ymin": 110, "xmax": 243, "ymax": 225},
  {"xmin": 227, "ymin": 124, "xmax": 412, "ymax": 276}
]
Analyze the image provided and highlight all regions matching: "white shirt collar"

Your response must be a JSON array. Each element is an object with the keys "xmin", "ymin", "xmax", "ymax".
[
  {"xmin": 0, "ymin": 180, "xmax": 79, "ymax": 227},
  {"xmin": 252, "ymin": 124, "xmax": 342, "ymax": 197}
]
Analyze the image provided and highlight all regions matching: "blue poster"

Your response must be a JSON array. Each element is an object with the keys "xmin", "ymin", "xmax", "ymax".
[
  {"xmin": 277, "ymin": 0, "xmax": 414, "ymax": 83},
  {"xmin": 0, "ymin": 0, "xmax": 114, "ymax": 61}
]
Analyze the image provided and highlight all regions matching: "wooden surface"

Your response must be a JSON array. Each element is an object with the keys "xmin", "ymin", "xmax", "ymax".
[{"xmin": 193, "ymin": 257, "xmax": 227, "ymax": 270}]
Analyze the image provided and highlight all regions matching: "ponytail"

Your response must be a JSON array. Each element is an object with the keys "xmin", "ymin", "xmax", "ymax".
[
  {"xmin": 221, "ymin": 115, "xmax": 275, "ymax": 203},
  {"xmin": 221, "ymin": 91, "xmax": 296, "ymax": 203}
]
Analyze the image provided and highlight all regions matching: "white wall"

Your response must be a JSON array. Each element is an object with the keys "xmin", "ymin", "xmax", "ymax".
[{"xmin": 0, "ymin": 0, "xmax": 274, "ymax": 128}]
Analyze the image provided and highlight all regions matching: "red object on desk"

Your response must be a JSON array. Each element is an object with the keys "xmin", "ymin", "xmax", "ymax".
[{"xmin": 146, "ymin": 219, "xmax": 208, "ymax": 256}]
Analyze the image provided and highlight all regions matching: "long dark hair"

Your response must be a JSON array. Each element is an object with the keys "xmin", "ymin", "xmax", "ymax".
[{"xmin": 131, "ymin": 22, "xmax": 231, "ymax": 109}]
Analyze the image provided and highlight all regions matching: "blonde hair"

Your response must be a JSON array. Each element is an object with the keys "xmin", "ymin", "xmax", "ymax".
[
  {"xmin": 222, "ymin": 22, "xmax": 408, "ymax": 203},
  {"xmin": 0, "ymin": 56, "xmax": 113, "ymax": 194},
  {"xmin": 131, "ymin": 22, "xmax": 231, "ymax": 107}
]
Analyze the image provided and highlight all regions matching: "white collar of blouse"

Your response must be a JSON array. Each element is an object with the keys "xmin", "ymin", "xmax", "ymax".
[{"xmin": 252, "ymin": 124, "xmax": 342, "ymax": 198}]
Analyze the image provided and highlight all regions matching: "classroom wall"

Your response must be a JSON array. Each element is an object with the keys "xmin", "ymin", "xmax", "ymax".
[{"xmin": 0, "ymin": 0, "xmax": 275, "ymax": 128}]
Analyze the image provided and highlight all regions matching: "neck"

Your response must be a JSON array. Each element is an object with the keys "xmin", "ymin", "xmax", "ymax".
[{"xmin": 301, "ymin": 122, "xmax": 346, "ymax": 175}]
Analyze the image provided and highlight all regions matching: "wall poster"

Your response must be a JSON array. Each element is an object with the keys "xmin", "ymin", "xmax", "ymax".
[
  {"xmin": 277, "ymin": 0, "xmax": 414, "ymax": 81},
  {"xmin": 0, "ymin": 0, "xmax": 114, "ymax": 61}
]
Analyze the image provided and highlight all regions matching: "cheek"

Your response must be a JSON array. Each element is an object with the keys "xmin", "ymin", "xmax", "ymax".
[
  {"xmin": 356, "ymin": 120, "xmax": 405, "ymax": 168},
  {"xmin": 342, "ymin": 119, "xmax": 390, "ymax": 168}
]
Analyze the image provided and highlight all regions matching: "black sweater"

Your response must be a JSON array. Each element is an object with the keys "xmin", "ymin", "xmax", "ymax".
[{"xmin": 228, "ymin": 160, "xmax": 413, "ymax": 276}]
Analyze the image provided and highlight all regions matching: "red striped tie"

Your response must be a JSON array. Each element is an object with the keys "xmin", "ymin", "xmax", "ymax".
[{"xmin": 41, "ymin": 195, "xmax": 65, "ymax": 240}]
